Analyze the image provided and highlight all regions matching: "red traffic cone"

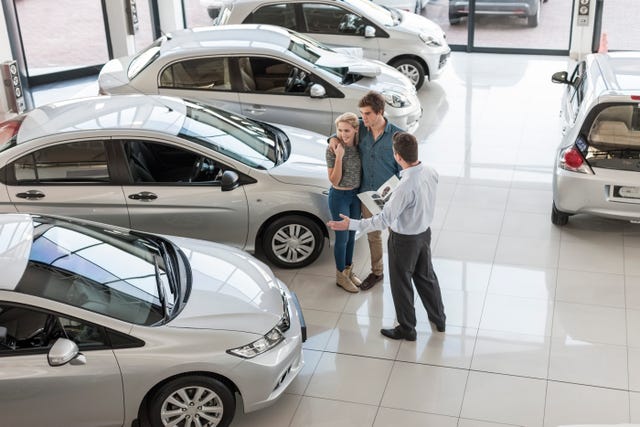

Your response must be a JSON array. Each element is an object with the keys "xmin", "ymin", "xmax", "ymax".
[{"xmin": 598, "ymin": 32, "xmax": 608, "ymax": 53}]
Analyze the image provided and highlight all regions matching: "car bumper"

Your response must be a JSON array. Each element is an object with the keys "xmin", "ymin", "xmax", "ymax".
[
  {"xmin": 387, "ymin": 101, "xmax": 423, "ymax": 134},
  {"xmin": 232, "ymin": 289, "xmax": 305, "ymax": 413},
  {"xmin": 554, "ymin": 167, "xmax": 640, "ymax": 221},
  {"xmin": 418, "ymin": 45, "xmax": 451, "ymax": 81}
]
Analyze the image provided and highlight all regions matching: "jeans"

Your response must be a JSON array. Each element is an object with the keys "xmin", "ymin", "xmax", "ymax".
[{"xmin": 328, "ymin": 187, "xmax": 361, "ymax": 271}]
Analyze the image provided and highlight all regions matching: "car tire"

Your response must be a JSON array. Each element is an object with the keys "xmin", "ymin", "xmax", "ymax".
[
  {"xmin": 148, "ymin": 376, "xmax": 235, "ymax": 427},
  {"xmin": 262, "ymin": 215, "xmax": 324, "ymax": 269},
  {"xmin": 527, "ymin": 1, "xmax": 540, "ymax": 27},
  {"xmin": 390, "ymin": 58, "xmax": 426, "ymax": 90},
  {"xmin": 551, "ymin": 203, "xmax": 569, "ymax": 226}
]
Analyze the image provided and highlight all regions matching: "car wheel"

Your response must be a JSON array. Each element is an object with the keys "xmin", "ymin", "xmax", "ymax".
[
  {"xmin": 148, "ymin": 376, "xmax": 235, "ymax": 427},
  {"xmin": 527, "ymin": 1, "xmax": 540, "ymax": 27},
  {"xmin": 262, "ymin": 215, "xmax": 324, "ymax": 269},
  {"xmin": 551, "ymin": 203, "xmax": 569, "ymax": 226},
  {"xmin": 390, "ymin": 58, "xmax": 426, "ymax": 90}
]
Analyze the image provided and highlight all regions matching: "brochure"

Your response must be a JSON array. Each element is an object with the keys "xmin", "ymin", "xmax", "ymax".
[{"xmin": 357, "ymin": 175, "xmax": 400, "ymax": 215}]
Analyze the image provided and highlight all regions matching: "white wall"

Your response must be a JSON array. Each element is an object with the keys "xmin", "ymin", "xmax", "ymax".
[
  {"xmin": 569, "ymin": 0, "xmax": 598, "ymax": 60},
  {"xmin": 0, "ymin": 1, "xmax": 14, "ymax": 115}
]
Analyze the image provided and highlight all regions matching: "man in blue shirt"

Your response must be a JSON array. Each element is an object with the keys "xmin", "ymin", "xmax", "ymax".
[
  {"xmin": 330, "ymin": 91, "xmax": 402, "ymax": 290},
  {"xmin": 328, "ymin": 132, "xmax": 446, "ymax": 340}
]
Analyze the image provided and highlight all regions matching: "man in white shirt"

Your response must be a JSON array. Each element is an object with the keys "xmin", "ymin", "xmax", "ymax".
[{"xmin": 327, "ymin": 132, "xmax": 446, "ymax": 340}]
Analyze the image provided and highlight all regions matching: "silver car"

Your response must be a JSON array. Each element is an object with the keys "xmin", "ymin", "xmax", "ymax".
[
  {"xmin": 0, "ymin": 94, "xmax": 332, "ymax": 268},
  {"xmin": 551, "ymin": 52, "xmax": 640, "ymax": 225},
  {"xmin": 0, "ymin": 213, "xmax": 305, "ymax": 427},
  {"xmin": 216, "ymin": 0, "xmax": 451, "ymax": 88},
  {"xmin": 98, "ymin": 24, "xmax": 422, "ymax": 135}
]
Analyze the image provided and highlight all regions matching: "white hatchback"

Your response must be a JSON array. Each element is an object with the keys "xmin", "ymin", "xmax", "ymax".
[{"xmin": 216, "ymin": 0, "xmax": 450, "ymax": 89}]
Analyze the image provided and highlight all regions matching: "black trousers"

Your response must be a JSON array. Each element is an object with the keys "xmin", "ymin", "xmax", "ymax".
[{"xmin": 388, "ymin": 228, "xmax": 446, "ymax": 332}]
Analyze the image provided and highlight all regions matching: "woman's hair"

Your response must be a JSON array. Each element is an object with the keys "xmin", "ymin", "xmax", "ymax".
[{"xmin": 335, "ymin": 112, "xmax": 359, "ymax": 145}]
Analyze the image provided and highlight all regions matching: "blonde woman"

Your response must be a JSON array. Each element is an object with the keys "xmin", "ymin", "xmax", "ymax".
[{"xmin": 326, "ymin": 113, "xmax": 362, "ymax": 293}]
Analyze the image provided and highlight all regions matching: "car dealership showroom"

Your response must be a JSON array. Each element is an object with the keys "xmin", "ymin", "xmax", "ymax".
[{"xmin": 1, "ymin": 0, "xmax": 640, "ymax": 426}]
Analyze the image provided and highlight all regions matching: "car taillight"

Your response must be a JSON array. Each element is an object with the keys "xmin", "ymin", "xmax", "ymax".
[
  {"xmin": 0, "ymin": 118, "xmax": 24, "ymax": 148},
  {"xmin": 559, "ymin": 145, "xmax": 593, "ymax": 174},
  {"xmin": 631, "ymin": 95, "xmax": 640, "ymax": 101}
]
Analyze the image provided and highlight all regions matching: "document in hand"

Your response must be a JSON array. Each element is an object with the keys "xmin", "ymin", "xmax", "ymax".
[{"xmin": 357, "ymin": 175, "xmax": 400, "ymax": 215}]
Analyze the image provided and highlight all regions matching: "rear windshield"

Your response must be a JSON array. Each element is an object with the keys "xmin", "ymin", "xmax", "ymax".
[
  {"xmin": 128, "ymin": 36, "xmax": 166, "ymax": 80},
  {"xmin": 584, "ymin": 104, "xmax": 640, "ymax": 172}
]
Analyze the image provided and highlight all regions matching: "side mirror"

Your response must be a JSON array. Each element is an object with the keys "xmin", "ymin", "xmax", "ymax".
[
  {"xmin": 221, "ymin": 170, "xmax": 240, "ymax": 192},
  {"xmin": 48, "ymin": 338, "xmax": 86, "ymax": 367},
  {"xmin": 364, "ymin": 25, "xmax": 376, "ymax": 38},
  {"xmin": 551, "ymin": 71, "xmax": 569, "ymax": 85},
  {"xmin": 309, "ymin": 84, "xmax": 326, "ymax": 98}
]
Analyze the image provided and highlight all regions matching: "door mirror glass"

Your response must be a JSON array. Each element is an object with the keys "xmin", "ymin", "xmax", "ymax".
[
  {"xmin": 364, "ymin": 25, "xmax": 376, "ymax": 38},
  {"xmin": 221, "ymin": 170, "xmax": 239, "ymax": 191}
]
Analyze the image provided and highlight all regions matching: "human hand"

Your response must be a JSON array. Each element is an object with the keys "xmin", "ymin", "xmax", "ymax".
[
  {"xmin": 334, "ymin": 143, "xmax": 345, "ymax": 159},
  {"xmin": 327, "ymin": 214, "xmax": 350, "ymax": 231},
  {"xmin": 328, "ymin": 137, "xmax": 339, "ymax": 153}
]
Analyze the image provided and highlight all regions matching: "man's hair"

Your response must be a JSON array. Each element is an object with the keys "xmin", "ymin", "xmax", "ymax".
[
  {"xmin": 358, "ymin": 91, "xmax": 386, "ymax": 114},
  {"xmin": 392, "ymin": 132, "xmax": 418, "ymax": 163}
]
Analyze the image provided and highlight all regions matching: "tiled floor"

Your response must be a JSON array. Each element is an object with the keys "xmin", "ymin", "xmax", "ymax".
[{"xmin": 31, "ymin": 52, "xmax": 640, "ymax": 427}]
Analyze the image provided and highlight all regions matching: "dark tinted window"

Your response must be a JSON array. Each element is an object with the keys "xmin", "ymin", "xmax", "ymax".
[
  {"xmin": 12, "ymin": 141, "xmax": 109, "ymax": 183},
  {"xmin": 246, "ymin": 3, "xmax": 296, "ymax": 28},
  {"xmin": 302, "ymin": 3, "xmax": 365, "ymax": 35},
  {"xmin": 159, "ymin": 58, "xmax": 231, "ymax": 91}
]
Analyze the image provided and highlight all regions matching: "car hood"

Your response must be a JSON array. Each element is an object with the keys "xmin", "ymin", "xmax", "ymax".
[
  {"xmin": 99, "ymin": 57, "xmax": 133, "ymax": 92},
  {"xmin": 267, "ymin": 124, "xmax": 331, "ymax": 189},
  {"xmin": 398, "ymin": 11, "xmax": 447, "ymax": 40},
  {"xmin": 166, "ymin": 236, "xmax": 286, "ymax": 335}
]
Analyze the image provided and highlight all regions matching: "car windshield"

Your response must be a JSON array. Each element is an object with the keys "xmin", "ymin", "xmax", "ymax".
[
  {"xmin": 346, "ymin": 0, "xmax": 398, "ymax": 26},
  {"xmin": 128, "ymin": 36, "xmax": 166, "ymax": 80},
  {"xmin": 15, "ymin": 216, "xmax": 188, "ymax": 326},
  {"xmin": 179, "ymin": 101, "xmax": 286, "ymax": 169},
  {"xmin": 287, "ymin": 32, "xmax": 347, "ymax": 80}
]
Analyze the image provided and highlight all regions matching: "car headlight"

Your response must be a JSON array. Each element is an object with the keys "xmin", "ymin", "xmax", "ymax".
[
  {"xmin": 227, "ymin": 325, "xmax": 285, "ymax": 359},
  {"xmin": 383, "ymin": 91, "xmax": 411, "ymax": 108},
  {"xmin": 420, "ymin": 33, "xmax": 442, "ymax": 47}
]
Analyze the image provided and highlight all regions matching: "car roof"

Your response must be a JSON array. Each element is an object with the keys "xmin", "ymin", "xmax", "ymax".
[
  {"xmin": 163, "ymin": 24, "xmax": 292, "ymax": 53},
  {"xmin": 14, "ymin": 95, "xmax": 187, "ymax": 145},
  {"xmin": 592, "ymin": 52, "xmax": 640, "ymax": 93},
  {"xmin": 0, "ymin": 214, "xmax": 33, "ymax": 291}
]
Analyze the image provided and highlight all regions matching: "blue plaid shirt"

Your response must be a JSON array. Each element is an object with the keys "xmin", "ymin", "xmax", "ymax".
[{"xmin": 358, "ymin": 119, "xmax": 403, "ymax": 192}]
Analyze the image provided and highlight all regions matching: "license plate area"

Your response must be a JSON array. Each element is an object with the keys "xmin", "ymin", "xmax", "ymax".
[{"xmin": 608, "ymin": 185, "xmax": 640, "ymax": 203}]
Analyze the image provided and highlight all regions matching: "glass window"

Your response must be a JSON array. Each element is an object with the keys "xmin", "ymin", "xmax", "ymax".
[
  {"xmin": 184, "ymin": 0, "xmax": 220, "ymax": 27},
  {"xmin": 246, "ymin": 4, "xmax": 297, "ymax": 29},
  {"xmin": 302, "ymin": 4, "xmax": 366, "ymax": 35},
  {"xmin": 238, "ymin": 57, "xmax": 296, "ymax": 94},
  {"xmin": 14, "ymin": 1, "xmax": 110, "ymax": 78},
  {"xmin": 0, "ymin": 305, "xmax": 107, "ymax": 354},
  {"xmin": 12, "ymin": 141, "xmax": 110, "ymax": 183},
  {"xmin": 160, "ymin": 58, "xmax": 231, "ymax": 91}
]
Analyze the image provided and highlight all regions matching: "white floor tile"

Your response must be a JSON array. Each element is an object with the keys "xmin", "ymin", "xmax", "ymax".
[
  {"xmin": 417, "ymin": 288, "xmax": 485, "ymax": 329},
  {"xmin": 381, "ymin": 362, "xmax": 468, "ymax": 417},
  {"xmin": 548, "ymin": 337, "xmax": 628, "ymax": 389},
  {"xmin": 626, "ymin": 246, "xmax": 640, "ymax": 276},
  {"xmin": 287, "ymin": 349, "xmax": 323, "ymax": 395},
  {"xmin": 300, "ymin": 309, "xmax": 341, "ymax": 351},
  {"xmin": 396, "ymin": 324, "xmax": 477, "ymax": 369},
  {"xmin": 373, "ymin": 408, "xmax": 458, "ymax": 427},
  {"xmin": 434, "ymin": 231, "xmax": 499, "ymax": 263},
  {"xmin": 449, "ymin": 185, "xmax": 510, "ymax": 211},
  {"xmin": 627, "ymin": 347, "xmax": 640, "ymax": 392},
  {"xmin": 342, "ymin": 281, "xmax": 398, "ymax": 319},
  {"xmin": 487, "ymin": 264, "xmax": 556, "ymax": 300},
  {"xmin": 631, "ymin": 392, "xmax": 640, "ymax": 423},
  {"xmin": 627, "ymin": 309, "xmax": 640, "ymax": 348},
  {"xmin": 289, "ymin": 396, "xmax": 378, "ymax": 427},
  {"xmin": 471, "ymin": 329, "xmax": 551, "ymax": 379},
  {"xmin": 458, "ymin": 419, "xmax": 520, "ymax": 427},
  {"xmin": 625, "ymin": 275, "xmax": 640, "ymax": 311},
  {"xmin": 559, "ymin": 237, "xmax": 625, "ymax": 274},
  {"xmin": 442, "ymin": 206, "xmax": 505, "ymax": 234},
  {"xmin": 461, "ymin": 371, "xmax": 546, "ymax": 427},
  {"xmin": 325, "ymin": 313, "xmax": 401, "ymax": 359},
  {"xmin": 552, "ymin": 301, "xmax": 627, "ymax": 346},
  {"xmin": 433, "ymin": 259, "xmax": 493, "ymax": 293},
  {"xmin": 232, "ymin": 393, "xmax": 300, "ymax": 427},
  {"xmin": 289, "ymin": 273, "xmax": 351, "ymax": 312},
  {"xmin": 555, "ymin": 269, "xmax": 626, "ymax": 308},
  {"xmin": 544, "ymin": 381, "xmax": 630, "ymax": 427},
  {"xmin": 494, "ymin": 235, "xmax": 560, "ymax": 268},
  {"xmin": 305, "ymin": 353, "xmax": 393, "ymax": 406},
  {"xmin": 480, "ymin": 294, "xmax": 554, "ymax": 336},
  {"xmin": 506, "ymin": 188, "xmax": 553, "ymax": 214},
  {"xmin": 500, "ymin": 211, "xmax": 561, "ymax": 241}
]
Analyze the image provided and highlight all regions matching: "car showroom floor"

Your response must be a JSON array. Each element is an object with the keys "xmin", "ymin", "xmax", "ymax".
[{"xmin": 31, "ymin": 52, "xmax": 640, "ymax": 427}]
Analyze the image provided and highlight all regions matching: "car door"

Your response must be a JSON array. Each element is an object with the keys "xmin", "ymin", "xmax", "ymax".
[
  {"xmin": 299, "ymin": 2, "xmax": 381, "ymax": 61},
  {"xmin": 118, "ymin": 139, "xmax": 250, "ymax": 248},
  {"xmin": 156, "ymin": 56, "xmax": 243, "ymax": 114},
  {"xmin": 4, "ymin": 139, "xmax": 130, "ymax": 227},
  {"xmin": 561, "ymin": 61, "xmax": 587, "ymax": 135},
  {"xmin": 235, "ymin": 56, "xmax": 335, "ymax": 135},
  {"xmin": 0, "ymin": 303, "xmax": 123, "ymax": 427}
]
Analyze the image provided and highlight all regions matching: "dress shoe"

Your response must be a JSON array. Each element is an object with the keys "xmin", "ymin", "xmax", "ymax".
[
  {"xmin": 429, "ymin": 319, "xmax": 446, "ymax": 333},
  {"xmin": 360, "ymin": 272, "xmax": 383, "ymax": 290},
  {"xmin": 380, "ymin": 326, "xmax": 416, "ymax": 341}
]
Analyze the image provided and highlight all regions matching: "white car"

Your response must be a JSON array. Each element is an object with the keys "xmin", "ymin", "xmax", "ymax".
[
  {"xmin": 0, "ymin": 213, "xmax": 305, "ymax": 427},
  {"xmin": 98, "ymin": 24, "xmax": 422, "ymax": 135},
  {"xmin": 216, "ymin": 0, "xmax": 450, "ymax": 88}
]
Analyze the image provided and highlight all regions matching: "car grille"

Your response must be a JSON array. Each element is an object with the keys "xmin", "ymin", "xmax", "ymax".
[{"xmin": 439, "ymin": 53, "xmax": 450, "ymax": 69}]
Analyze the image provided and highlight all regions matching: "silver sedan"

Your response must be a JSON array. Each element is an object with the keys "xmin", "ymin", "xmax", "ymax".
[
  {"xmin": 0, "ymin": 94, "xmax": 332, "ymax": 268},
  {"xmin": 0, "ymin": 213, "xmax": 305, "ymax": 427}
]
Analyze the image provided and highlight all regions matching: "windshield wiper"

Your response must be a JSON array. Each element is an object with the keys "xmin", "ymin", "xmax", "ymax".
[{"xmin": 153, "ymin": 254, "xmax": 170, "ymax": 320}]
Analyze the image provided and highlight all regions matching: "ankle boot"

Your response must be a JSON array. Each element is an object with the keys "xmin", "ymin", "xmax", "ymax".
[
  {"xmin": 345, "ymin": 265, "xmax": 362, "ymax": 287},
  {"xmin": 336, "ymin": 269, "xmax": 359, "ymax": 293}
]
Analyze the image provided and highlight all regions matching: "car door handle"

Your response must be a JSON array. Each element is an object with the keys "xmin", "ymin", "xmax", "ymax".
[
  {"xmin": 246, "ymin": 105, "xmax": 266, "ymax": 114},
  {"xmin": 15, "ymin": 190, "xmax": 45, "ymax": 200},
  {"xmin": 128, "ymin": 191, "xmax": 158, "ymax": 201}
]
